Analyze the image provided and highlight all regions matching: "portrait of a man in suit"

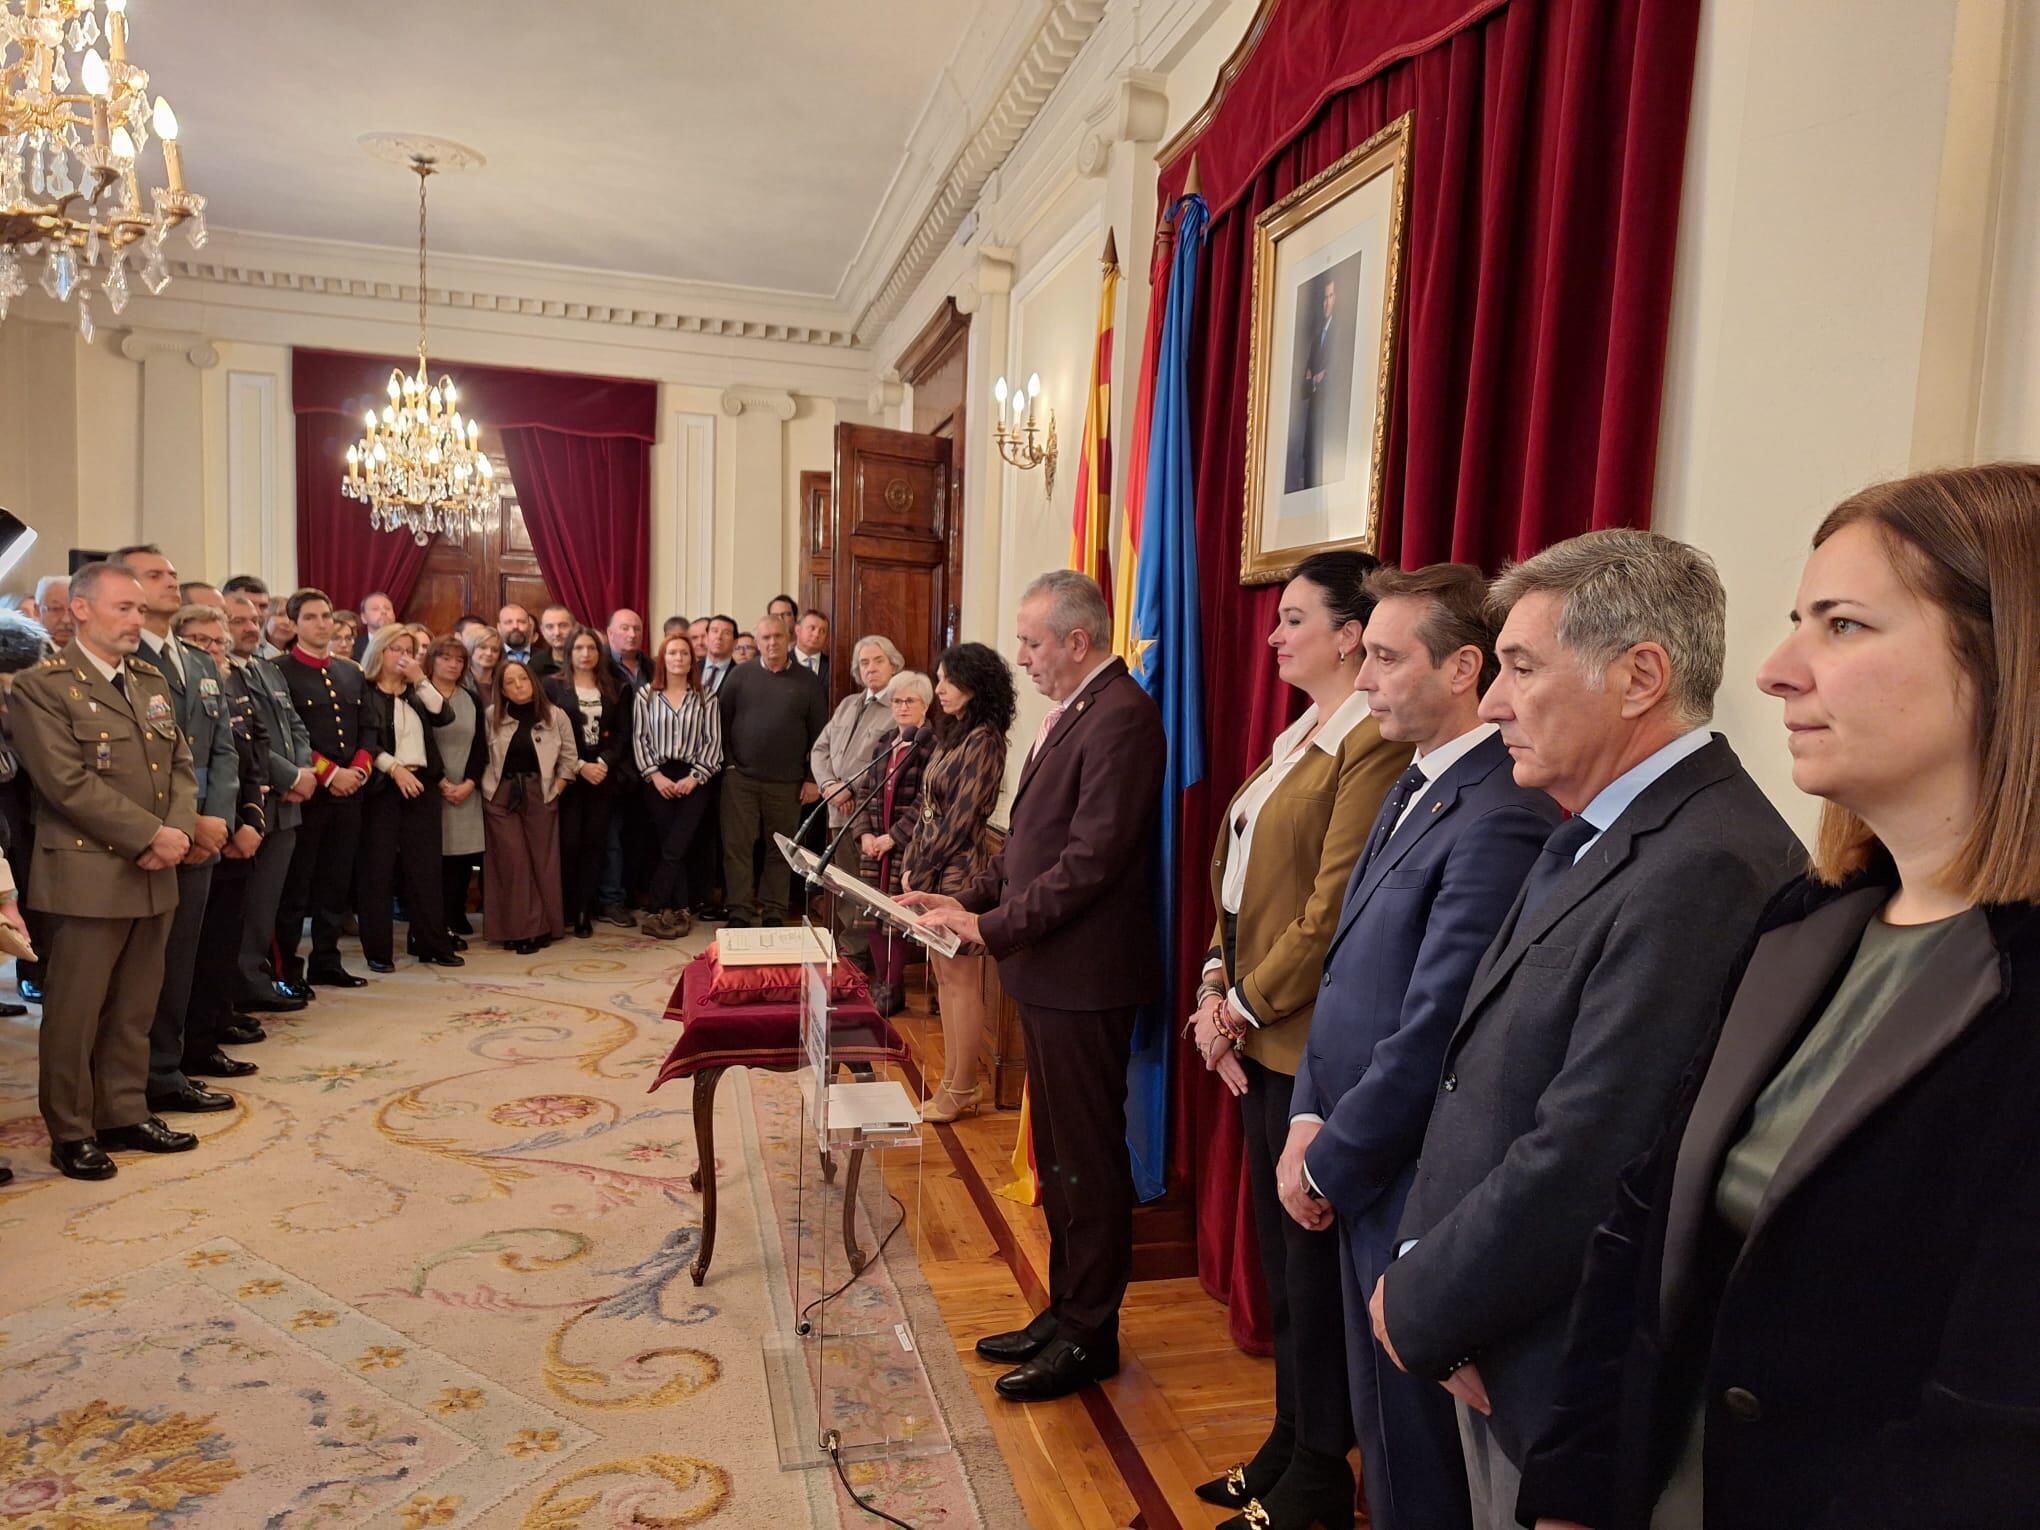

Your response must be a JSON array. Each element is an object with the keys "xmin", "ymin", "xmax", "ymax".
[{"xmin": 1284, "ymin": 251, "xmax": 1363, "ymax": 494}]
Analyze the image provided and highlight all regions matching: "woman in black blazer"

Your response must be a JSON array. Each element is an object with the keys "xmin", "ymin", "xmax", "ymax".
[
  {"xmin": 1522, "ymin": 463, "xmax": 2040, "ymax": 1530},
  {"xmin": 357, "ymin": 625, "xmax": 463, "ymax": 971},
  {"xmin": 545, "ymin": 627, "xmax": 633, "ymax": 938}
]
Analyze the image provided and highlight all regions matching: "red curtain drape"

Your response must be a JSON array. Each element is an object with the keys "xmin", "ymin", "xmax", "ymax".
[
  {"xmin": 497, "ymin": 428, "xmax": 650, "ymax": 626},
  {"xmin": 291, "ymin": 348, "xmax": 656, "ymax": 614},
  {"xmin": 1161, "ymin": 0, "xmax": 1703, "ymax": 1350}
]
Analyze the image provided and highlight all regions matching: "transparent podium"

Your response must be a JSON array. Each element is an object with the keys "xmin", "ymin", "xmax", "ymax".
[{"xmin": 761, "ymin": 834, "xmax": 959, "ymax": 1473}]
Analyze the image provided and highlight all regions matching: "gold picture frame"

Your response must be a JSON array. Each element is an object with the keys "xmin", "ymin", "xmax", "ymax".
[{"xmin": 1242, "ymin": 112, "xmax": 1413, "ymax": 584}]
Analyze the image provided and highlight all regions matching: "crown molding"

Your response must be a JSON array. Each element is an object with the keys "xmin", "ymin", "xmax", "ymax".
[
  {"xmin": 151, "ymin": 228, "xmax": 868, "ymax": 350},
  {"xmin": 848, "ymin": 0, "xmax": 1110, "ymax": 343}
]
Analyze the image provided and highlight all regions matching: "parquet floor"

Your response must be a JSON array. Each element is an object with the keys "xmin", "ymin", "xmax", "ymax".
[{"xmin": 889, "ymin": 1000, "xmax": 1286, "ymax": 1530}]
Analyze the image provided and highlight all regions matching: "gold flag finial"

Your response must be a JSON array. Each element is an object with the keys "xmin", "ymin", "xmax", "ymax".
[
  {"xmin": 1101, "ymin": 227, "xmax": 1119, "ymax": 268},
  {"xmin": 1184, "ymin": 154, "xmax": 1203, "ymax": 199}
]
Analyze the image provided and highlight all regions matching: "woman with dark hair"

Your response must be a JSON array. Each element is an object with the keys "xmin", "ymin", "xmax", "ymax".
[
  {"xmin": 425, "ymin": 634, "xmax": 486, "ymax": 940},
  {"xmin": 481, "ymin": 659, "xmax": 579, "ymax": 954},
  {"xmin": 900, "ymin": 640, "xmax": 1016, "ymax": 1121},
  {"xmin": 356, "ymin": 625, "xmax": 463, "ymax": 971},
  {"xmin": 1521, "ymin": 464, "xmax": 2040, "ymax": 1530},
  {"xmin": 856, "ymin": 670, "xmax": 935, "ymax": 1016},
  {"xmin": 547, "ymin": 627, "xmax": 632, "ymax": 938},
  {"xmin": 1192, "ymin": 549, "xmax": 1411, "ymax": 1529},
  {"xmin": 633, "ymin": 631, "xmax": 723, "ymax": 940}
]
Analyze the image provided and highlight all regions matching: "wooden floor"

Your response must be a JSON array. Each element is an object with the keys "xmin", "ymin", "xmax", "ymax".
[{"xmin": 890, "ymin": 999, "xmax": 1283, "ymax": 1530}]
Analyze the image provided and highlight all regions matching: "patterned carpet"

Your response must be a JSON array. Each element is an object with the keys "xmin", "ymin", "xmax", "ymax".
[{"xmin": 0, "ymin": 929, "xmax": 1015, "ymax": 1528}]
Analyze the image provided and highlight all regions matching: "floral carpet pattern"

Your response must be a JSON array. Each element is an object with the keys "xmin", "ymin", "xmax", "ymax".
[{"xmin": 0, "ymin": 933, "xmax": 1008, "ymax": 1528}]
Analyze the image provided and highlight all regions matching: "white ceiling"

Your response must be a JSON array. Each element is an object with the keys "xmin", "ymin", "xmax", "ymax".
[{"xmin": 131, "ymin": 0, "xmax": 983, "ymax": 299}]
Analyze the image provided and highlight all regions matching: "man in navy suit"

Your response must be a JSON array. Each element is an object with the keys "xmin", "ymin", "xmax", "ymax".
[{"xmin": 1281, "ymin": 564, "xmax": 1559, "ymax": 1530}]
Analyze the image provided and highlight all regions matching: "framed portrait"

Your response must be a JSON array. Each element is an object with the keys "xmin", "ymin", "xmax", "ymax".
[{"xmin": 1242, "ymin": 112, "xmax": 1412, "ymax": 584}]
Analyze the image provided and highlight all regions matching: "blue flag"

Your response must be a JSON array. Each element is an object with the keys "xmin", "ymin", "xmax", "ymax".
[{"xmin": 1123, "ymin": 193, "xmax": 1209, "ymax": 1201}]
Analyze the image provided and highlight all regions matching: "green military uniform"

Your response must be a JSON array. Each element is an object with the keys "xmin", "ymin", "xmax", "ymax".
[{"xmin": 10, "ymin": 639, "xmax": 198, "ymax": 1145}]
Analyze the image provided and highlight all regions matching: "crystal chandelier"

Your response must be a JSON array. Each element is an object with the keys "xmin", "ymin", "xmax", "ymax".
[
  {"xmin": 342, "ymin": 154, "xmax": 501, "ymax": 545},
  {"xmin": 0, "ymin": 0, "xmax": 206, "ymax": 340}
]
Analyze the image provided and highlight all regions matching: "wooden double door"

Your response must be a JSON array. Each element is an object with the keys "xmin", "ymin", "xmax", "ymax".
[{"xmin": 401, "ymin": 495, "xmax": 556, "ymax": 636}]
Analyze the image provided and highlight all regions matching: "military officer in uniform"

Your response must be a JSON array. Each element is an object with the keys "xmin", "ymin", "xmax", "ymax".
[
  {"xmin": 172, "ymin": 605, "xmax": 268, "ymax": 1076},
  {"xmin": 120, "ymin": 546, "xmax": 240, "ymax": 1116},
  {"xmin": 225, "ymin": 592, "xmax": 316, "ymax": 1012},
  {"xmin": 10, "ymin": 561, "xmax": 199, "ymax": 1180},
  {"xmin": 274, "ymin": 588, "xmax": 378, "ymax": 990}
]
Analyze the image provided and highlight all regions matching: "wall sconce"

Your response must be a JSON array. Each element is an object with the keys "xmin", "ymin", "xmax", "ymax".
[{"xmin": 992, "ymin": 372, "xmax": 1057, "ymax": 497}]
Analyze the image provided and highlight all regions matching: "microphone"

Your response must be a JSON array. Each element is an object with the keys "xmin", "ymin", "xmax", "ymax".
[
  {"xmin": 819, "ymin": 726, "xmax": 920, "ymax": 873},
  {"xmin": 793, "ymin": 723, "xmax": 910, "ymax": 845}
]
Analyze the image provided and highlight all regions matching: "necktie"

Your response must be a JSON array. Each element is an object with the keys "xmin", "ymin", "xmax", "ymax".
[
  {"xmin": 1518, "ymin": 815, "xmax": 1600, "ymax": 919},
  {"xmin": 1359, "ymin": 764, "xmax": 1428, "ymax": 872},
  {"xmin": 165, "ymin": 641, "xmax": 184, "ymax": 686},
  {"xmin": 1029, "ymin": 700, "xmax": 1068, "ymax": 762},
  {"xmin": 111, "ymin": 667, "xmax": 127, "ymax": 698}
]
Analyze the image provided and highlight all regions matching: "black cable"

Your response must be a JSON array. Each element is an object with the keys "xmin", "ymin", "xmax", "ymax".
[
  {"xmin": 796, "ymin": 1190, "xmax": 907, "ymax": 1333},
  {"xmin": 827, "ymin": 1431, "xmax": 916, "ymax": 1528}
]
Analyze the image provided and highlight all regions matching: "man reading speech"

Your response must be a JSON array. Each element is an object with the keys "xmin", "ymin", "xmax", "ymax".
[{"xmin": 905, "ymin": 570, "xmax": 1165, "ymax": 1403}]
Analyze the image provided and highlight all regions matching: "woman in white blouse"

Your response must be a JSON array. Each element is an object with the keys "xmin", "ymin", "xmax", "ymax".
[
  {"xmin": 1189, "ymin": 551, "xmax": 1413, "ymax": 1530},
  {"xmin": 632, "ymin": 632, "xmax": 724, "ymax": 939},
  {"xmin": 358, "ymin": 624, "xmax": 463, "ymax": 971}
]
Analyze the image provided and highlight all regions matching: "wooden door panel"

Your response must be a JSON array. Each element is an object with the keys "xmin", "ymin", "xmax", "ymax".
[
  {"xmin": 800, "ymin": 470, "xmax": 832, "ymax": 628},
  {"xmin": 405, "ymin": 571, "xmax": 471, "ymax": 639},
  {"xmin": 831, "ymin": 423, "xmax": 958, "ymax": 693}
]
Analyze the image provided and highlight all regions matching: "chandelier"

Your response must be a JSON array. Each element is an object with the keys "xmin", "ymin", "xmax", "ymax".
[
  {"xmin": 0, "ymin": 0, "xmax": 205, "ymax": 339},
  {"xmin": 342, "ymin": 152, "xmax": 501, "ymax": 545}
]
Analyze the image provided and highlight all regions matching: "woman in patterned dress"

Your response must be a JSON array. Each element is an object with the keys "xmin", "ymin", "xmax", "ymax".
[
  {"xmin": 855, "ymin": 671, "xmax": 935, "ymax": 1016},
  {"xmin": 899, "ymin": 642, "xmax": 1016, "ymax": 1121}
]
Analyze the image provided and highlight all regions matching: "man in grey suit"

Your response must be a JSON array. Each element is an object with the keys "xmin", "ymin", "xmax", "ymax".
[
  {"xmin": 1369, "ymin": 530, "xmax": 1804, "ymax": 1529},
  {"xmin": 122, "ymin": 546, "xmax": 239, "ymax": 1118},
  {"xmin": 224, "ymin": 593, "xmax": 316, "ymax": 1013}
]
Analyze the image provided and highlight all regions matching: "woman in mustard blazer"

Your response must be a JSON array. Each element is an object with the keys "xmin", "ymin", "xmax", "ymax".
[{"xmin": 1192, "ymin": 551, "xmax": 1414, "ymax": 1530}]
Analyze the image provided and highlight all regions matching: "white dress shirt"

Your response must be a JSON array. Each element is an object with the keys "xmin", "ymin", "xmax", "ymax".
[{"xmin": 1392, "ymin": 722, "xmax": 1499, "ymax": 834}]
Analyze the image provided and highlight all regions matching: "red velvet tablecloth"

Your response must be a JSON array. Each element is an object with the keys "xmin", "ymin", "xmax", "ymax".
[{"xmin": 650, "ymin": 951, "xmax": 904, "ymax": 1090}]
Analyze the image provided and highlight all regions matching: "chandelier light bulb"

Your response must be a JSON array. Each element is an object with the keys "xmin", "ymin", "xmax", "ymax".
[
  {"xmin": 106, "ymin": 0, "xmax": 127, "ymax": 14},
  {"xmin": 993, "ymin": 376, "xmax": 1009, "ymax": 405},
  {"xmin": 364, "ymin": 411, "xmax": 378, "ymax": 432},
  {"xmin": 152, "ymin": 96, "xmax": 179, "ymax": 141},
  {"xmin": 81, "ymin": 49, "xmax": 110, "ymax": 97},
  {"xmin": 1027, "ymin": 372, "xmax": 1041, "ymax": 399},
  {"xmin": 386, "ymin": 375, "xmax": 401, "ymax": 401}
]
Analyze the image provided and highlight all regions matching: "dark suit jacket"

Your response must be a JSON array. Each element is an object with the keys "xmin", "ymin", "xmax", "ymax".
[
  {"xmin": 1293, "ymin": 732, "xmax": 1559, "ymax": 1219},
  {"xmin": 544, "ymin": 676, "xmax": 633, "ymax": 784},
  {"xmin": 1519, "ymin": 875, "xmax": 2040, "ymax": 1529},
  {"xmin": 360, "ymin": 684, "xmax": 455, "ymax": 792},
  {"xmin": 960, "ymin": 658, "xmax": 1166, "ymax": 1009},
  {"xmin": 1383, "ymin": 734, "xmax": 1803, "ymax": 1461}
]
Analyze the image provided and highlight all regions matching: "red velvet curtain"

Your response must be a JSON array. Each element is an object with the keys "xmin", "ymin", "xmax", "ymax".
[
  {"xmin": 1161, "ymin": 0, "xmax": 1703, "ymax": 1350},
  {"xmin": 497, "ymin": 428, "xmax": 650, "ymax": 625},
  {"xmin": 291, "ymin": 348, "xmax": 656, "ymax": 614}
]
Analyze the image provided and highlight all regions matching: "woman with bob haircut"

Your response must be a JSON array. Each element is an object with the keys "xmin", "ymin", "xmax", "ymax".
[{"xmin": 1521, "ymin": 462, "xmax": 2040, "ymax": 1530}]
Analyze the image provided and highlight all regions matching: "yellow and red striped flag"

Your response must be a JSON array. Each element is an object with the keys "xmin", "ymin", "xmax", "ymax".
[
  {"xmin": 1066, "ymin": 229, "xmax": 1120, "ymax": 607},
  {"xmin": 999, "ymin": 230, "xmax": 1121, "ymax": 1210}
]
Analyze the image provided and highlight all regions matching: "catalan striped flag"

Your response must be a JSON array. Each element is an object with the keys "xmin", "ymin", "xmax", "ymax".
[
  {"xmin": 1112, "ymin": 212, "xmax": 1179, "ymax": 660},
  {"xmin": 1066, "ymin": 230, "xmax": 1120, "ymax": 606},
  {"xmin": 1001, "ymin": 231, "xmax": 1123, "ymax": 1209}
]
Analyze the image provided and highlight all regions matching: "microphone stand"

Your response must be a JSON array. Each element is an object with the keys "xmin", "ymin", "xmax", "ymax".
[{"xmin": 791, "ymin": 732, "xmax": 899, "ymax": 853}]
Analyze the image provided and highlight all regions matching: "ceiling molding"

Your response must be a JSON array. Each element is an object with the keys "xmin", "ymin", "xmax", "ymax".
[{"xmin": 851, "ymin": 0, "xmax": 1111, "ymax": 343}]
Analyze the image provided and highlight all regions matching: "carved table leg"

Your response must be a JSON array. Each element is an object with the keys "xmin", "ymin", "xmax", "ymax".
[
  {"xmin": 688, "ymin": 1067, "xmax": 726, "ymax": 1285},
  {"xmin": 842, "ymin": 1143, "xmax": 868, "ymax": 1274}
]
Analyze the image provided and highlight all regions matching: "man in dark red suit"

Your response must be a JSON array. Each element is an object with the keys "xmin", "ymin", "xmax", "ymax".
[{"xmin": 906, "ymin": 570, "xmax": 1166, "ymax": 1402}]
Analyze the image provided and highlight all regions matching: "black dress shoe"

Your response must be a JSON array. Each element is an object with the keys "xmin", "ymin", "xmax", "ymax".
[
  {"xmin": 307, "ymin": 967, "xmax": 368, "ymax": 988},
  {"xmin": 219, "ymin": 1020, "xmax": 268, "ymax": 1045},
  {"xmin": 1196, "ymin": 1417, "xmax": 1295, "ymax": 1508},
  {"xmin": 184, "ymin": 1048, "xmax": 258, "ymax": 1079},
  {"xmin": 99, "ymin": 1116, "xmax": 200, "ymax": 1153},
  {"xmin": 146, "ymin": 1083, "xmax": 236, "ymax": 1114},
  {"xmin": 993, "ymin": 1337, "xmax": 1119, "ymax": 1402},
  {"xmin": 975, "ymin": 1308, "xmax": 1060, "ymax": 1365},
  {"xmin": 275, "ymin": 979, "xmax": 314, "ymax": 1001},
  {"xmin": 52, "ymin": 1139, "xmax": 115, "ymax": 1179},
  {"xmin": 235, "ymin": 990, "xmax": 306, "ymax": 1014},
  {"xmin": 1217, "ymin": 1448, "xmax": 1356, "ymax": 1530},
  {"xmin": 573, "ymin": 916, "xmax": 593, "ymax": 938},
  {"xmin": 693, "ymin": 903, "xmax": 730, "ymax": 922},
  {"xmin": 451, "ymin": 936, "xmax": 469, "ymax": 952},
  {"xmin": 0, "ymin": 1000, "xmax": 24, "ymax": 1018},
  {"xmin": 419, "ymin": 952, "xmax": 464, "ymax": 967},
  {"xmin": 17, "ymin": 977, "xmax": 42, "ymax": 1003},
  {"xmin": 365, "ymin": 958, "xmax": 396, "ymax": 974}
]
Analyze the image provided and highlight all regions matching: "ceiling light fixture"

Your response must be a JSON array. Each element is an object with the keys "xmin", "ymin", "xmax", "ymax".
[
  {"xmin": 343, "ymin": 146, "xmax": 502, "ymax": 545},
  {"xmin": 0, "ymin": 0, "xmax": 206, "ymax": 339}
]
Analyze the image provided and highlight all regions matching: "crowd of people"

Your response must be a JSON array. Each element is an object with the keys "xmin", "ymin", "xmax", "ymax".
[
  {"xmin": 2, "ymin": 460, "xmax": 2033, "ymax": 1528},
  {"xmin": 0, "ymin": 559, "xmax": 998, "ymax": 1184}
]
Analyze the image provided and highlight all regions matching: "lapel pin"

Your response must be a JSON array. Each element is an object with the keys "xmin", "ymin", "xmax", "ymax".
[{"xmin": 1430, "ymin": 801, "xmax": 1443, "ymax": 814}]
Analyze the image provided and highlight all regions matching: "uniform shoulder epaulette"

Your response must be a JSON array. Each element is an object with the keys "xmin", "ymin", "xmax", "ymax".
[
  {"xmin": 36, "ymin": 656, "xmax": 65, "ymax": 668},
  {"xmin": 128, "ymin": 654, "xmax": 162, "ymax": 676}
]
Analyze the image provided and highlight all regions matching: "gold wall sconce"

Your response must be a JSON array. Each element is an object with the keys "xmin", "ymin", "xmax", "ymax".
[{"xmin": 992, "ymin": 372, "xmax": 1057, "ymax": 497}]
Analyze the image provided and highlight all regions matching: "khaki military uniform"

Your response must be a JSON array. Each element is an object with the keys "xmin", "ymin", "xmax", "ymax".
[{"xmin": 10, "ymin": 640, "xmax": 198, "ymax": 1143}]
